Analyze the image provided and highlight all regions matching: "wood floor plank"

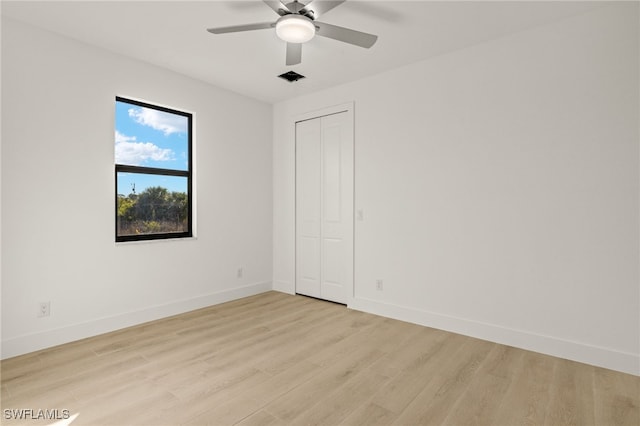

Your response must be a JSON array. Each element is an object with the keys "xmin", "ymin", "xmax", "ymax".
[
  {"xmin": 230, "ymin": 360, "xmax": 323, "ymax": 407},
  {"xmin": 544, "ymin": 359, "xmax": 598, "ymax": 426},
  {"xmin": 593, "ymin": 364, "xmax": 640, "ymax": 426},
  {"xmin": 1, "ymin": 291, "xmax": 637, "ymax": 426},
  {"xmin": 370, "ymin": 331, "xmax": 465, "ymax": 415},
  {"xmin": 256, "ymin": 308, "xmax": 376, "ymax": 376},
  {"xmin": 573, "ymin": 362, "xmax": 597, "ymax": 426},
  {"xmin": 164, "ymin": 367, "xmax": 271, "ymax": 425},
  {"xmin": 262, "ymin": 343, "xmax": 386, "ymax": 422},
  {"xmin": 290, "ymin": 370, "xmax": 390, "ymax": 426},
  {"xmin": 339, "ymin": 402, "xmax": 398, "ymax": 426},
  {"xmin": 200, "ymin": 300, "xmax": 349, "ymax": 372},
  {"xmin": 72, "ymin": 383, "xmax": 178, "ymax": 425},
  {"xmin": 183, "ymin": 360, "xmax": 324, "ymax": 425},
  {"xmin": 367, "ymin": 326, "xmax": 444, "ymax": 378},
  {"xmin": 440, "ymin": 343, "xmax": 520, "ymax": 425},
  {"xmin": 391, "ymin": 337, "xmax": 495, "ymax": 425},
  {"xmin": 234, "ymin": 409, "xmax": 282, "ymax": 426},
  {"xmin": 491, "ymin": 349, "xmax": 558, "ymax": 426},
  {"xmin": 1, "ymin": 383, "xmax": 11, "ymax": 401},
  {"xmin": 4, "ymin": 352, "xmax": 149, "ymax": 402}
]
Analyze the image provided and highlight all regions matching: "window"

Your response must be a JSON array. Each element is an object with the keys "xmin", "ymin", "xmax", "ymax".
[{"xmin": 115, "ymin": 97, "xmax": 192, "ymax": 242}]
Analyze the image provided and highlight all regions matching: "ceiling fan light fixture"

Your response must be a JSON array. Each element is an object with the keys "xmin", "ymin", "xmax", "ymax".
[{"xmin": 275, "ymin": 15, "xmax": 316, "ymax": 44}]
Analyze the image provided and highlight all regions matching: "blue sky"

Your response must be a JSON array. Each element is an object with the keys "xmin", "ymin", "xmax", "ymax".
[
  {"xmin": 117, "ymin": 173, "xmax": 188, "ymax": 197},
  {"xmin": 115, "ymin": 100, "xmax": 189, "ymax": 195}
]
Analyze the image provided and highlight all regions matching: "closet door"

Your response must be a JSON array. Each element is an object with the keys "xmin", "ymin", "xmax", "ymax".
[
  {"xmin": 295, "ymin": 118, "xmax": 322, "ymax": 299},
  {"xmin": 295, "ymin": 111, "xmax": 353, "ymax": 304}
]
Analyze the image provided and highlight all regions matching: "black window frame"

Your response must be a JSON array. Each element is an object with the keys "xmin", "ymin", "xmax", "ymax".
[{"xmin": 115, "ymin": 96, "xmax": 193, "ymax": 242}]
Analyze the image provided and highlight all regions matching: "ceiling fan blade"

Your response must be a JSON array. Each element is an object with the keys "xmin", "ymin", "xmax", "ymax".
[
  {"xmin": 262, "ymin": 0, "xmax": 291, "ymax": 16},
  {"xmin": 286, "ymin": 43, "xmax": 302, "ymax": 65},
  {"xmin": 300, "ymin": 1, "xmax": 345, "ymax": 19},
  {"xmin": 314, "ymin": 21, "xmax": 378, "ymax": 48},
  {"xmin": 207, "ymin": 22, "xmax": 274, "ymax": 34}
]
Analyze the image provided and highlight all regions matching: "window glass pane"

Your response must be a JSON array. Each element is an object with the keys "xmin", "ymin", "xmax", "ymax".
[
  {"xmin": 115, "ymin": 100, "xmax": 189, "ymax": 171},
  {"xmin": 116, "ymin": 172, "xmax": 189, "ymax": 237}
]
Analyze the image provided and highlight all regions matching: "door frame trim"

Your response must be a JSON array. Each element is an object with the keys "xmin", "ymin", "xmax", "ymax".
[{"xmin": 293, "ymin": 102, "xmax": 355, "ymax": 306}]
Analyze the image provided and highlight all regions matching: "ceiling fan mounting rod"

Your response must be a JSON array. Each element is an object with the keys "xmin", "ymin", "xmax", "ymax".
[
  {"xmin": 286, "ymin": 1, "xmax": 303, "ymax": 12},
  {"xmin": 285, "ymin": 0, "xmax": 315, "ymax": 19}
]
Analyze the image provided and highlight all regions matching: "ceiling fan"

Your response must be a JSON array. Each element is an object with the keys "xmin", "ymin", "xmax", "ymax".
[{"xmin": 207, "ymin": 0, "xmax": 378, "ymax": 66}]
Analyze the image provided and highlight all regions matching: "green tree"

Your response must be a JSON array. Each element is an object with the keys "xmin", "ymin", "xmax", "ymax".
[
  {"xmin": 117, "ymin": 195, "xmax": 137, "ymax": 221},
  {"xmin": 135, "ymin": 186, "xmax": 169, "ymax": 222},
  {"xmin": 118, "ymin": 186, "xmax": 188, "ymax": 234},
  {"xmin": 168, "ymin": 191, "xmax": 188, "ymax": 223}
]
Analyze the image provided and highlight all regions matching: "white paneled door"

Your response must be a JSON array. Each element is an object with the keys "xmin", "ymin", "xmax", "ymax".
[{"xmin": 295, "ymin": 111, "xmax": 353, "ymax": 304}]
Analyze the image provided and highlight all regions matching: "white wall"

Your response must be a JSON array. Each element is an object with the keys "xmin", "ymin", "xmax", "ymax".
[
  {"xmin": 1, "ymin": 18, "xmax": 273, "ymax": 358},
  {"xmin": 273, "ymin": 3, "xmax": 639, "ymax": 375}
]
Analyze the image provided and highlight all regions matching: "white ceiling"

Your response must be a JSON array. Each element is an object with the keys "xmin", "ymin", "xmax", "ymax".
[{"xmin": 1, "ymin": 1, "xmax": 603, "ymax": 104}]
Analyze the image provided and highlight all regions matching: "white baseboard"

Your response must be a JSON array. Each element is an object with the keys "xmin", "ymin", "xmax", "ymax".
[
  {"xmin": 349, "ymin": 296, "xmax": 639, "ymax": 376},
  {"xmin": 1, "ymin": 281, "xmax": 272, "ymax": 360},
  {"xmin": 272, "ymin": 280, "xmax": 294, "ymax": 295}
]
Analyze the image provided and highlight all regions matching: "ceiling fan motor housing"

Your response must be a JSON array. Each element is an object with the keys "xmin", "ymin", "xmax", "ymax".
[{"xmin": 276, "ymin": 14, "xmax": 316, "ymax": 43}]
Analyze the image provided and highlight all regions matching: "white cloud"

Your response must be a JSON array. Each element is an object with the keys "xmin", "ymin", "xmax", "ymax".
[
  {"xmin": 128, "ymin": 107, "xmax": 187, "ymax": 136},
  {"xmin": 115, "ymin": 131, "xmax": 174, "ymax": 165},
  {"xmin": 115, "ymin": 131, "xmax": 136, "ymax": 144}
]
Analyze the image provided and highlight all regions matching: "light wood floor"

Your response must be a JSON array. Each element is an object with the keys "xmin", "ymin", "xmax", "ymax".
[{"xmin": 1, "ymin": 291, "xmax": 638, "ymax": 426}]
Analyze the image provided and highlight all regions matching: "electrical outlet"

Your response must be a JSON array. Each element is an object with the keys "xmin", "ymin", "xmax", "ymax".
[
  {"xmin": 38, "ymin": 302, "xmax": 50, "ymax": 318},
  {"xmin": 376, "ymin": 280, "xmax": 383, "ymax": 291},
  {"xmin": 237, "ymin": 267, "xmax": 243, "ymax": 279}
]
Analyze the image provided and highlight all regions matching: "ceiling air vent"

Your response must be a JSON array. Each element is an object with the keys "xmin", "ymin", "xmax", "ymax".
[{"xmin": 278, "ymin": 71, "xmax": 305, "ymax": 82}]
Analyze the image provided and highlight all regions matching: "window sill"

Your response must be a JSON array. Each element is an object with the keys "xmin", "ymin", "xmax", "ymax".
[{"xmin": 115, "ymin": 236, "xmax": 198, "ymax": 246}]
